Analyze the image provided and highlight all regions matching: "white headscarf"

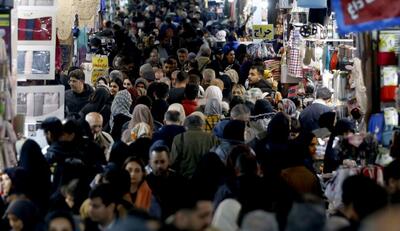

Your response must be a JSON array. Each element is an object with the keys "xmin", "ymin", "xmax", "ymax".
[
  {"xmin": 110, "ymin": 90, "xmax": 132, "ymax": 128},
  {"xmin": 212, "ymin": 199, "xmax": 241, "ymax": 231},
  {"xmin": 167, "ymin": 103, "xmax": 186, "ymax": 123}
]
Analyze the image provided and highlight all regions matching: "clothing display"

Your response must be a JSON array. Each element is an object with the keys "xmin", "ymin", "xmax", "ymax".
[
  {"xmin": 17, "ymin": 50, "xmax": 50, "ymax": 75},
  {"xmin": 18, "ymin": 17, "xmax": 52, "ymax": 40}
]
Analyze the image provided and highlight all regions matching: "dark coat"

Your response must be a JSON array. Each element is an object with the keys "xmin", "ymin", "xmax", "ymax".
[{"xmin": 65, "ymin": 84, "xmax": 94, "ymax": 116}]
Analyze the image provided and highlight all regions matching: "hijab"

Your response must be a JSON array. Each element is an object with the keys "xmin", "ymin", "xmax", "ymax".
[
  {"xmin": 212, "ymin": 199, "xmax": 242, "ymax": 231},
  {"xmin": 281, "ymin": 99, "xmax": 297, "ymax": 117},
  {"xmin": 80, "ymin": 87, "xmax": 110, "ymax": 116},
  {"xmin": 6, "ymin": 199, "xmax": 39, "ymax": 231},
  {"xmin": 168, "ymin": 103, "xmax": 186, "ymax": 123},
  {"xmin": 111, "ymin": 90, "xmax": 132, "ymax": 117},
  {"xmin": 110, "ymin": 90, "xmax": 132, "ymax": 127},
  {"xmin": 204, "ymin": 86, "xmax": 223, "ymax": 101},
  {"xmin": 254, "ymin": 99, "xmax": 274, "ymax": 115},
  {"xmin": 128, "ymin": 104, "xmax": 154, "ymax": 131},
  {"xmin": 267, "ymin": 112, "xmax": 290, "ymax": 143},
  {"xmin": 205, "ymin": 98, "xmax": 222, "ymax": 115}
]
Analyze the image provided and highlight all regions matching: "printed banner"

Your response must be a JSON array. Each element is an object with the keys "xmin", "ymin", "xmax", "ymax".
[
  {"xmin": 252, "ymin": 24, "xmax": 274, "ymax": 40},
  {"xmin": 332, "ymin": 0, "xmax": 400, "ymax": 34}
]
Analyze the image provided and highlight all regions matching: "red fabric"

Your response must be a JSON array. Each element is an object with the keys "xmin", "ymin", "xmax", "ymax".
[
  {"xmin": 380, "ymin": 86, "xmax": 397, "ymax": 102},
  {"xmin": 18, "ymin": 17, "xmax": 52, "ymax": 41},
  {"xmin": 55, "ymin": 34, "xmax": 61, "ymax": 71},
  {"xmin": 377, "ymin": 52, "xmax": 397, "ymax": 66},
  {"xmin": 330, "ymin": 50, "xmax": 338, "ymax": 71},
  {"xmin": 182, "ymin": 99, "xmax": 198, "ymax": 116}
]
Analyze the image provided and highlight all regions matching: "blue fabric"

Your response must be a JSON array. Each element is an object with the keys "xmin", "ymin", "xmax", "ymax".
[
  {"xmin": 368, "ymin": 113, "xmax": 385, "ymax": 143},
  {"xmin": 332, "ymin": 0, "xmax": 400, "ymax": 35},
  {"xmin": 298, "ymin": 0, "xmax": 327, "ymax": 8}
]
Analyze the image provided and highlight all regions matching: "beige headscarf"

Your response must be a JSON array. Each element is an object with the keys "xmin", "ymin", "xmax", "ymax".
[{"xmin": 128, "ymin": 104, "xmax": 154, "ymax": 131}]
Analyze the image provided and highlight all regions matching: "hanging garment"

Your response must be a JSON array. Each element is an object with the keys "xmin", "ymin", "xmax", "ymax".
[
  {"xmin": 333, "ymin": 72, "xmax": 348, "ymax": 101},
  {"xmin": 351, "ymin": 58, "xmax": 368, "ymax": 114},
  {"xmin": 17, "ymin": 51, "xmax": 51, "ymax": 75},
  {"xmin": 381, "ymin": 86, "xmax": 397, "ymax": 102},
  {"xmin": 0, "ymin": 121, "xmax": 18, "ymax": 170},
  {"xmin": 287, "ymin": 30, "xmax": 303, "ymax": 78},
  {"xmin": 329, "ymin": 50, "xmax": 338, "ymax": 71},
  {"xmin": 18, "ymin": 17, "xmax": 52, "ymax": 41}
]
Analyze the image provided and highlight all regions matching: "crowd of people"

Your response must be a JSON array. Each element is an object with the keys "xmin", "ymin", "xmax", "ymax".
[{"xmin": 2, "ymin": 0, "xmax": 400, "ymax": 231}]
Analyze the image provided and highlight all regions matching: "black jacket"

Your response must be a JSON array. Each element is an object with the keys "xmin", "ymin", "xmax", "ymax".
[{"xmin": 65, "ymin": 84, "xmax": 94, "ymax": 116}]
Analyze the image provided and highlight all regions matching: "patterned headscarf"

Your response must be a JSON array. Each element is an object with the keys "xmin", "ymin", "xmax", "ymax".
[
  {"xmin": 282, "ymin": 99, "xmax": 297, "ymax": 117},
  {"xmin": 110, "ymin": 90, "xmax": 132, "ymax": 128}
]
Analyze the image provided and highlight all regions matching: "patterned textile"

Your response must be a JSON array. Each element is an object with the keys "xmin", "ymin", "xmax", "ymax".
[
  {"xmin": 110, "ymin": 90, "xmax": 132, "ymax": 128},
  {"xmin": 18, "ymin": 17, "xmax": 52, "ymax": 40},
  {"xmin": 287, "ymin": 30, "xmax": 303, "ymax": 78},
  {"xmin": 205, "ymin": 115, "xmax": 221, "ymax": 133}
]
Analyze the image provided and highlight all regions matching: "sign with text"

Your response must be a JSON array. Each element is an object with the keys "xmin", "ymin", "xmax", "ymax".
[
  {"xmin": 91, "ymin": 55, "xmax": 108, "ymax": 84},
  {"xmin": 252, "ymin": 24, "xmax": 274, "ymax": 40},
  {"xmin": 332, "ymin": 0, "xmax": 400, "ymax": 34}
]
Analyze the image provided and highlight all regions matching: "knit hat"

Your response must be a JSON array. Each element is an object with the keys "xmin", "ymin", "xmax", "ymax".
[
  {"xmin": 142, "ymin": 71, "xmax": 155, "ymax": 81},
  {"xmin": 135, "ymin": 78, "xmax": 149, "ymax": 89},
  {"xmin": 140, "ymin": 63, "xmax": 153, "ymax": 74},
  {"xmin": 223, "ymin": 120, "xmax": 245, "ymax": 142}
]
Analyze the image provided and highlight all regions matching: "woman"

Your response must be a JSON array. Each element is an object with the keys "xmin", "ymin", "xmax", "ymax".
[
  {"xmin": 231, "ymin": 84, "xmax": 246, "ymax": 98},
  {"xmin": 123, "ymin": 77, "xmax": 134, "ymax": 89},
  {"xmin": 222, "ymin": 48, "xmax": 241, "ymax": 76},
  {"xmin": 109, "ymin": 78, "xmax": 124, "ymax": 100},
  {"xmin": 204, "ymin": 98, "xmax": 223, "ymax": 133},
  {"xmin": 6, "ymin": 199, "xmax": 39, "ymax": 231},
  {"xmin": 123, "ymin": 157, "xmax": 158, "ymax": 213},
  {"xmin": 296, "ymin": 131, "xmax": 319, "ymax": 173},
  {"xmin": 45, "ymin": 210, "xmax": 75, "ymax": 231},
  {"xmin": 18, "ymin": 139, "xmax": 51, "ymax": 214},
  {"xmin": 110, "ymin": 90, "xmax": 132, "ymax": 140},
  {"xmin": 80, "ymin": 87, "xmax": 111, "ymax": 126},
  {"xmin": 201, "ymin": 86, "xmax": 229, "ymax": 114},
  {"xmin": 128, "ymin": 104, "xmax": 154, "ymax": 132}
]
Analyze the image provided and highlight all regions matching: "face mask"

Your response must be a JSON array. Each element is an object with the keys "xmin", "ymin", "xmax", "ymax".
[{"xmin": 351, "ymin": 108, "xmax": 362, "ymax": 120}]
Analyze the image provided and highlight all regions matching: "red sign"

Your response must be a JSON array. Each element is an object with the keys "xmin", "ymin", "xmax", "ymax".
[{"xmin": 333, "ymin": 0, "xmax": 400, "ymax": 34}]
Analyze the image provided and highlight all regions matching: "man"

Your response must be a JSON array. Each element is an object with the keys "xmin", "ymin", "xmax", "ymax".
[
  {"xmin": 168, "ymin": 71, "xmax": 189, "ymax": 104},
  {"xmin": 153, "ymin": 110, "xmax": 186, "ymax": 149},
  {"xmin": 163, "ymin": 57, "xmax": 177, "ymax": 78},
  {"xmin": 182, "ymin": 84, "xmax": 199, "ymax": 116},
  {"xmin": 299, "ymin": 86, "xmax": 333, "ymax": 132},
  {"xmin": 65, "ymin": 69, "xmax": 94, "ymax": 116},
  {"xmin": 196, "ymin": 45, "xmax": 211, "ymax": 72},
  {"xmin": 247, "ymin": 65, "xmax": 273, "ymax": 93},
  {"xmin": 177, "ymin": 48, "xmax": 188, "ymax": 70},
  {"xmin": 151, "ymin": 82, "xmax": 170, "ymax": 124},
  {"xmin": 171, "ymin": 114, "xmax": 219, "ymax": 178},
  {"xmin": 147, "ymin": 145, "xmax": 188, "ymax": 219},
  {"xmin": 384, "ymin": 159, "xmax": 400, "ymax": 203},
  {"xmin": 85, "ymin": 112, "xmax": 114, "ymax": 158},
  {"xmin": 161, "ymin": 197, "xmax": 213, "ymax": 231},
  {"xmin": 88, "ymin": 184, "xmax": 118, "ymax": 231}
]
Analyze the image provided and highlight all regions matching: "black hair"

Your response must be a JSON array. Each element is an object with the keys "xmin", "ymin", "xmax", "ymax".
[
  {"xmin": 89, "ymin": 183, "xmax": 118, "ymax": 206},
  {"xmin": 229, "ymin": 96, "xmax": 245, "ymax": 111},
  {"xmin": 384, "ymin": 159, "xmax": 400, "ymax": 183},
  {"xmin": 135, "ymin": 95, "xmax": 152, "ymax": 109},
  {"xmin": 123, "ymin": 156, "xmax": 146, "ymax": 175},
  {"xmin": 102, "ymin": 166, "xmax": 131, "ymax": 199},
  {"xmin": 177, "ymin": 70, "xmax": 189, "ymax": 83},
  {"xmin": 249, "ymin": 65, "xmax": 264, "ymax": 76},
  {"xmin": 151, "ymin": 145, "xmax": 170, "ymax": 154},
  {"xmin": 154, "ymin": 82, "xmax": 169, "ymax": 99},
  {"xmin": 110, "ymin": 77, "xmax": 124, "ymax": 90},
  {"xmin": 342, "ymin": 175, "xmax": 387, "ymax": 220},
  {"xmin": 184, "ymin": 83, "xmax": 199, "ymax": 100},
  {"xmin": 45, "ymin": 210, "xmax": 76, "ymax": 231},
  {"xmin": 41, "ymin": 117, "xmax": 63, "ymax": 140},
  {"xmin": 68, "ymin": 69, "xmax": 85, "ymax": 81}
]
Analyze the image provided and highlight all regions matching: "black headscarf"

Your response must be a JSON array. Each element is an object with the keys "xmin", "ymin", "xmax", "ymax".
[
  {"xmin": 318, "ymin": 111, "xmax": 336, "ymax": 132},
  {"xmin": 267, "ymin": 112, "xmax": 290, "ymax": 143},
  {"xmin": 4, "ymin": 167, "xmax": 30, "ymax": 198},
  {"xmin": 6, "ymin": 199, "xmax": 39, "ymax": 231},
  {"xmin": 254, "ymin": 99, "xmax": 274, "ymax": 115},
  {"xmin": 80, "ymin": 87, "xmax": 110, "ymax": 116}
]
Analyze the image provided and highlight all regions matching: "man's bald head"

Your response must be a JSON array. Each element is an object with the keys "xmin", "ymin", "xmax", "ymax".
[{"xmin": 86, "ymin": 112, "xmax": 103, "ymax": 135}]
